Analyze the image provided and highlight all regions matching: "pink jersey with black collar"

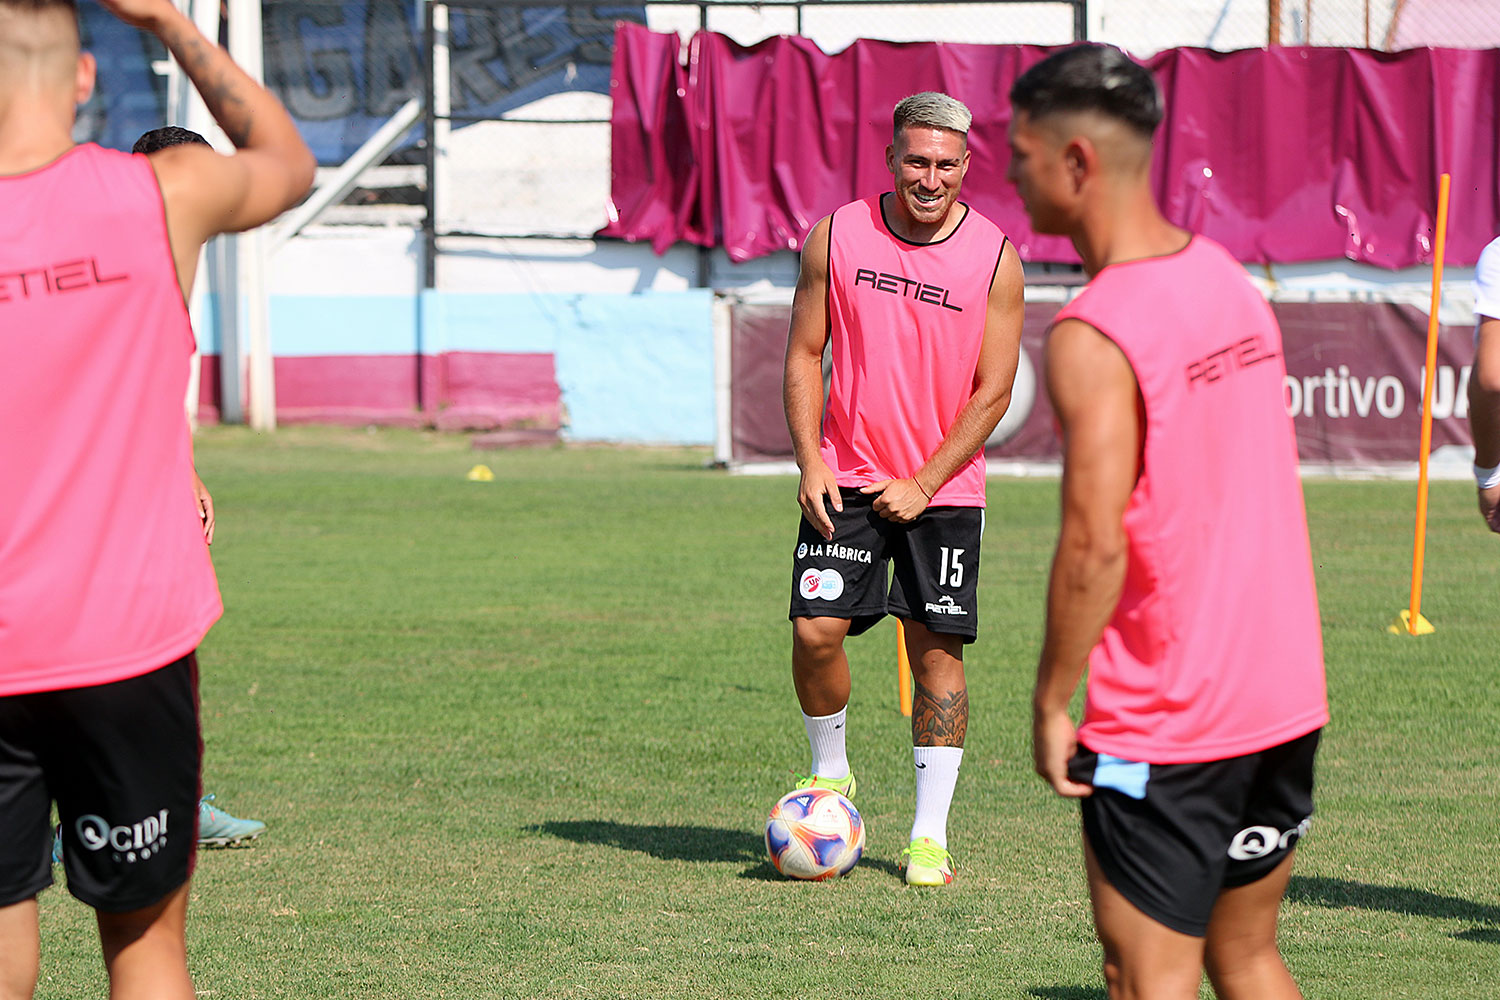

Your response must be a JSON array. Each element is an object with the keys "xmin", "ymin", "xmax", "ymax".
[
  {"xmin": 821, "ymin": 195, "xmax": 1007, "ymax": 507},
  {"xmin": 0, "ymin": 144, "xmax": 222, "ymax": 695},
  {"xmin": 1055, "ymin": 235, "xmax": 1327, "ymax": 763}
]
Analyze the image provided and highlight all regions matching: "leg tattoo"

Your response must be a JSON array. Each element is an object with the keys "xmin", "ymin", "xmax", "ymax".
[{"xmin": 912, "ymin": 681, "xmax": 968, "ymax": 747}]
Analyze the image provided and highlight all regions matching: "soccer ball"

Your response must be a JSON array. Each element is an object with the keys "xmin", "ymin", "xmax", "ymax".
[{"xmin": 764, "ymin": 787, "xmax": 864, "ymax": 880}]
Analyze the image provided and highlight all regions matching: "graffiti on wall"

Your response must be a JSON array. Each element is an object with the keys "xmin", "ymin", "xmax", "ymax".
[{"xmin": 78, "ymin": 0, "xmax": 643, "ymax": 162}]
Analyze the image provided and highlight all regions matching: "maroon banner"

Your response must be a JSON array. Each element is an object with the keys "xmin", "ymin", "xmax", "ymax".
[
  {"xmin": 604, "ymin": 24, "xmax": 1500, "ymax": 269},
  {"xmin": 730, "ymin": 300, "xmax": 1475, "ymax": 466}
]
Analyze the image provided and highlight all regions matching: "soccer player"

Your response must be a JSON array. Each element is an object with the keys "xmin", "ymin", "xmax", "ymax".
[
  {"xmin": 1008, "ymin": 45, "xmax": 1328, "ymax": 999},
  {"xmin": 0, "ymin": 1, "xmax": 313, "ymax": 997},
  {"xmin": 1469, "ymin": 235, "xmax": 1500, "ymax": 532},
  {"xmin": 133, "ymin": 123, "xmax": 268, "ymax": 848},
  {"xmin": 783, "ymin": 92, "xmax": 1025, "ymax": 886}
]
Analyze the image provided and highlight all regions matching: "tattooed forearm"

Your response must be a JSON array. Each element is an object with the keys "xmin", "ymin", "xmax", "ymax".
[
  {"xmin": 160, "ymin": 22, "xmax": 254, "ymax": 147},
  {"xmin": 912, "ymin": 680, "xmax": 968, "ymax": 747}
]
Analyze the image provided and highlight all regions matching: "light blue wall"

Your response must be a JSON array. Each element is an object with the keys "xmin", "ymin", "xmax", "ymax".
[
  {"xmin": 222, "ymin": 290, "xmax": 716, "ymax": 444},
  {"xmin": 420, "ymin": 291, "xmax": 717, "ymax": 443}
]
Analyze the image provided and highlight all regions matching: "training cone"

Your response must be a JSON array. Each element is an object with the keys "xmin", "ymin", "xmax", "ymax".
[
  {"xmin": 1387, "ymin": 609, "xmax": 1434, "ymax": 636},
  {"xmin": 466, "ymin": 464, "xmax": 495, "ymax": 482}
]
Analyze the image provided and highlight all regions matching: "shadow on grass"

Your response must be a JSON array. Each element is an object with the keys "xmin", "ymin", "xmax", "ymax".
[
  {"xmin": 532, "ymin": 820, "xmax": 902, "ymax": 880},
  {"xmin": 1289, "ymin": 875, "xmax": 1500, "ymax": 942},
  {"xmin": 534, "ymin": 820, "xmax": 762, "ymax": 864},
  {"xmin": 1027, "ymin": 988, "xmax": 1105, "ymax": 1000}
]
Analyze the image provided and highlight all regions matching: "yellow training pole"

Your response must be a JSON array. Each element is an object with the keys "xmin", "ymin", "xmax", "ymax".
[
  {"xmin": 1395, "ymin": 171, "xmax": 1449, "ymax": 637},
  {"xmin": 897, "ymin": 620, "xmax": 913, "ymax": 716}
]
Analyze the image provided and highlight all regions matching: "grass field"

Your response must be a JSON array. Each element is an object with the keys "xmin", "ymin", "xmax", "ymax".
[{"xmin": 33, "ymin": 426, "xmax": 1500, "ymax": 999}]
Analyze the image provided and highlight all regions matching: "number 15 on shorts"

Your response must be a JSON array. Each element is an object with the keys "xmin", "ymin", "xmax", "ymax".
[{"xmin": 939, "ymin": 547, "xmax": 965, "ymax": 587}]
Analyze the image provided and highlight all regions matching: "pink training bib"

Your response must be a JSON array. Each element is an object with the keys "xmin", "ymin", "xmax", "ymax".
[
  {"xmin": 1054, "ymin": 236, "xmax": 1327, "ymax": 763},
  {"xmin": 821, "ymin": 195, "xmax": 1008, "ymax": 507},
  {"xmin": 0, "ymin": 144, "xmax": 222, "ymax": 695}
]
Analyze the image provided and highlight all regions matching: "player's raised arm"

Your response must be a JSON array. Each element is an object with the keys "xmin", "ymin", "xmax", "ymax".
[
  {"xmin": 99, "ymin": 0, "xmax": 315, "ymax": 285},
  {"xmin": 1032, "ymin": 317, "xmax": 1137, "ymax": 799},
  {"xmin": 784, "ymin": 216, "xmax": 841, "ymax": 541}
]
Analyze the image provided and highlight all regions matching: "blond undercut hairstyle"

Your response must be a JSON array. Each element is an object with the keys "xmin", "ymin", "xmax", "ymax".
[{"xmin": 892, "ymin": 92, "xmax": 972, "ymax": 141}]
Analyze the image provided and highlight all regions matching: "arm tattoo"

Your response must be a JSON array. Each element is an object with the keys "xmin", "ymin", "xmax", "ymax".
[
  {"xmin": 911, "ymin": 680, "xmax": 968, "ymax": 747},
  {"xmin": 163, "ymin": 25, "xmax": 255, "ymax": 147}
]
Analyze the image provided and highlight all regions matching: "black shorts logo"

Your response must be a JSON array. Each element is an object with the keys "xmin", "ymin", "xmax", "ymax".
[
  {"xmin": 77, "ymin": 809, "xmax": 171, "ymax": 863},
  {"xmin": 799, "ymin": 568, "xmax": 846, "ymax": 602},
  {"xmin": 1226, "ymin": 815, "xmax": 1311, "ymax": 860}
]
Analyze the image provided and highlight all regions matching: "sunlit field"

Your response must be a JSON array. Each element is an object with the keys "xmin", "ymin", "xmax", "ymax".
[{"xmin": 33, "ymin": 426, "xmax": 1500, "ymax": 999}]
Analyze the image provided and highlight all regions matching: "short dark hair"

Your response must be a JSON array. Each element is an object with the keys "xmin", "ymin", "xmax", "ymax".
[
  {"xmin": 132, "ymin": 125, "xmax": 210, "ymax": 155},
  {"xmin": 1009, "ymin": 44, "xmax": 1163, "ymax": 139}
]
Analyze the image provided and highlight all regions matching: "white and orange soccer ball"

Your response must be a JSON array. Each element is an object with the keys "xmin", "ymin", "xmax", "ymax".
[{"xmin": 764, "ymin": 787, "xmax": 864, "ymax": 880}]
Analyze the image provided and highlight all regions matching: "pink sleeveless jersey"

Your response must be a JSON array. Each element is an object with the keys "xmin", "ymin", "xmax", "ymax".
[
  {"xmin": 1054, "ymin": 236, "xmax": 1327, "ymax": 763},
  {"xmin": 0, "ymin": 144, "xmax": 222, "ymax": 695},
  {"xmin": 822, "ymin": 195, "xmax": 1007, "ymax": 507}
]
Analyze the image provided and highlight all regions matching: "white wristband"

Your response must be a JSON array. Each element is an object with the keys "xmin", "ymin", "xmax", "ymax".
[{"xmin": 1475, "ymin": 463, "xmax": 1500, "ymax": 490}]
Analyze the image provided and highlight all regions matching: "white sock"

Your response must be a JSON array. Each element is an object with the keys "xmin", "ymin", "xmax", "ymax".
[
  {"xmin": 910, "ymin": 746, "xmax": 963, "ymax": 847},
  {"xmin": 802, "ymin": 707, "xmax": 849, "ymax": 779}
]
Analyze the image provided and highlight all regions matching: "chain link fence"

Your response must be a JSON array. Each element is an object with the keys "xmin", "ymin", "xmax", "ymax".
[
  {"xmin": 1272, "ymin": 0, "xmax": 1499, "ymax": 50},
  {"xmin": 416, "ymin": 0, "xmax": 1497, "ymax": 248}
]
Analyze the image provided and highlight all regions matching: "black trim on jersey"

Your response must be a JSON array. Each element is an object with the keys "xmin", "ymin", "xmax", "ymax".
[
  {"xmin": 987, "ymin": 236, "xmax": 1010, "ymax": 294},
  {"xmin": 1094, "ymin": 233, "xmax": 1197, "ymax": 274},
  {"xmin": 824, "ymin": 212, "xmax": 835, "ymax": 341},
  {"xmin": 877, "ymin": 192, "xmax": 971, "ymax": 248}
]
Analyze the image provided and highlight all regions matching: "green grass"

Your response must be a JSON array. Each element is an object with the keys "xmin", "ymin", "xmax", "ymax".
[{"xmin": 33, "ymin": 426, "xmax": 1500, "ymax": 998}]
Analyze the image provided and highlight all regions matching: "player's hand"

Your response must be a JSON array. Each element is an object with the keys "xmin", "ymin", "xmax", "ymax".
[
  {"xmin": 1033, "ymin": 707, "xmax": 1092, "ymax": 798},
  {"xmin": 861, "ymin": 478, "xmax": 930, "ymax": 523},
  {"xmin": 193, "ymin": 471, "xmax": 215, "ymax": 545},
  {"xmin": 1480, "ymin": 483, "xmax": 1500, "ymax": 534},
  {"xmin": 797, "ymin": 461, "xmax": 842, "ymax": 541},
  {"xmin": 94, "ymin": 0, "xmax": 179, "ymax": 30}
]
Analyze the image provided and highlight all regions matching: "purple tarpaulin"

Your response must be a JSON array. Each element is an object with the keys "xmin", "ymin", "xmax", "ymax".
[{"xmin": 603, "ymin": 24, "xmax": 1500, "ymax": 268}]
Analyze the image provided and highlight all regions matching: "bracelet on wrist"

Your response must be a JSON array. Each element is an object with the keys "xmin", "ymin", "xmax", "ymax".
[
  {"xmin": 1476, "ymin": 463, "xmax": 1500, "ymax": 490},
  {"xmin": 914, "ymin": 476, "xmax": 933, "ymax": 499}
]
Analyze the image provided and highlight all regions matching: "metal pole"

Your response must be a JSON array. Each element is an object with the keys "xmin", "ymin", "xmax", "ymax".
[
  {"xmin": 228, "ymin": 0, "xmax": 274, "ymax": 430},
  {"xmin": 1269, "ymin": 0, "xmax": 1281, "ymax": 46},
  {"xmin": 1384, "ymin": 0, "xmax": 1409, "ymax": 49},
  {"xmin": 420, "ymin": 1, "xmax": 440, "ymax": 414},
  {"xmin": 1073, "ymin": 0, "xmax": 1086, "ymax": 41},
  {"xmin": 422, "ymin": 1, "xmax": 438, "ymax": 293}
]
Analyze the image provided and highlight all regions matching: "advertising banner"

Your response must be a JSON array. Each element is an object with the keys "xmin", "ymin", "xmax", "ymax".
[{"xmin": 729, "ymin": 300, "xmax": 1476, "ymax": 467}]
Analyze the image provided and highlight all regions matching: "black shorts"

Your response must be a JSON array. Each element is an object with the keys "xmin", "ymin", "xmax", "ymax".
[
  {"xmin": 788, "ymin": 487, "xmax": 984, "ymax": 642},
  {"xmin": 0, "ymin": 653, "xmax": 202, "ymax": 913},
  {"xmin": 1070, "ymin": 728, "xmax": 1320, "ymax": 937}
]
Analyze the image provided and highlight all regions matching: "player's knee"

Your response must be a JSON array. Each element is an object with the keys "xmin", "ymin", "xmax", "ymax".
[
  {"xmin": 791, "ymin": 617, "xmax": 847, "ymax": 659},
  {"xmin": 1474, "ymin": 358, "xmax": 1500, "ymax": 396},
  {"xmin": 1099, "ymin": 953, "xmax": 1141, "ymax": 1000},
  {"xmin": 1205, "ymin": 930, "xmax": 1281, "ymax": 980},
  {"xmin": 96, "ymin": 887, "xmax": 188, "ymax": 956}
]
